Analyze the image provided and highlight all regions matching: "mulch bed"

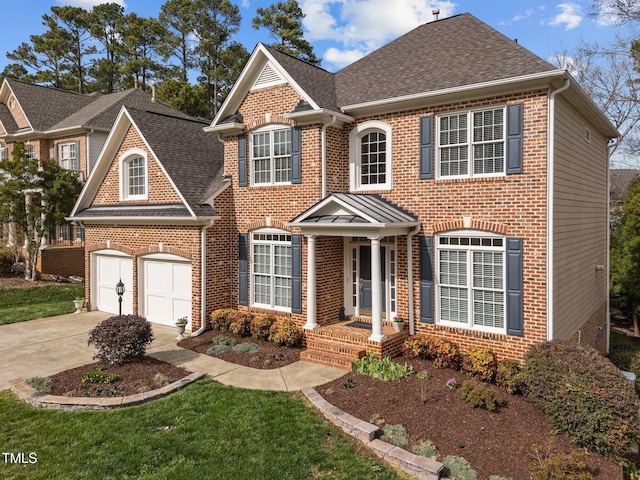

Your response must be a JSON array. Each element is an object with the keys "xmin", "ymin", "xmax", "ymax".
[
  {"xmin": 47, "ymin": 357, "xmax": 192, "ymax": 397},
  {"xmin": 316, "ymin": 357, "xmax": 623, "ymax": 480},
  {"xmin": 177, "ymin": 329, "xmax": 302, "ymax": 369}
]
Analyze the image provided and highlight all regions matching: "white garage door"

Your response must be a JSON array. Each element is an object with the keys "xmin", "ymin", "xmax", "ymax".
[
  {"xmin": 142, "ymin": 257, "xmax": 192, "ymax": 328},
  {"xmin": 94, "ymin": 253, "xmax": 133, "ymax": 315}
]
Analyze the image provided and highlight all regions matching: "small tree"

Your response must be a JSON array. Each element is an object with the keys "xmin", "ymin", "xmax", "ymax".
[
  {"xmin": 0, "ymin": 141, "xmax": 82, "ymax": 280},
  {"xmin": 611, "ymin": 176, "xmax": 640, "ymax": 334}
]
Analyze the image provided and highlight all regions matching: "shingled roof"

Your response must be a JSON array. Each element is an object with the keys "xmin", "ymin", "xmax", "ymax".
[{"xmin": 334, "ymin": 13, "xmax": 557, "ymax": 107}]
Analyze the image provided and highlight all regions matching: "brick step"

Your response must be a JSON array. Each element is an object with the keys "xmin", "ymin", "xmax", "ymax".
[{"xmin": 300, "ymin": 350, "xmax": 355, "ymax": 370}]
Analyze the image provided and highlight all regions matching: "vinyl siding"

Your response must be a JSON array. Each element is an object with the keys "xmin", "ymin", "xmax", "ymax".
[
  {"xmin": 552, "ymin": 95, "xmax": 608, "ymax": 340},
  {"xmin": 88, "ymin": 131, "xmax": 108, "ymax": 173}
]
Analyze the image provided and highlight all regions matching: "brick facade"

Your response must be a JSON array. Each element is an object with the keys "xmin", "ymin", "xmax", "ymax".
[{"xmin": 38, "ymin": 246, "xmax": 85, "ymax": 278}]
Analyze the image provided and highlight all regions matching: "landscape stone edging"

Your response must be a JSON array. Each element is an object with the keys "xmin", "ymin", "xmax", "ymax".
[
  {"xmin": 301, "ymin": 386, "xmax": 446, "ymax": 480},
  {"xmin": 8, "ymin": 372, "xmax": 205, "ymax": 410}
]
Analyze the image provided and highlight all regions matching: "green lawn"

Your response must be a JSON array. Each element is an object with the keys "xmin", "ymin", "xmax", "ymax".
[
  {"xmin": 0, "ymin": 284, "xmax": 85, "ymax": 325},
  {"xmin": 0, "ymin": 378, "xmax": 400, "ymax": 480}
]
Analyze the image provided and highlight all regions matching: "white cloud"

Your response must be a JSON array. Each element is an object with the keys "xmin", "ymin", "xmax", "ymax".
[
  {"xmin": 56, "ymin": 0, "xmax": 126, "ymax": 8},
  {"xmin": 549, "ymin": 3, "xmax": 583, "ymax": 30},
  {"xmin": 301, "ymin": 0, "xmax": 456, "ymax": 68},
  {"xmin": 513, "ymin": 9, "xmax": 534, "ymax": 22}
]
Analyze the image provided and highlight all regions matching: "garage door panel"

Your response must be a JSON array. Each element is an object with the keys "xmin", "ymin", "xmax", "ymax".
[
  {"xmin": 172, "ymin": 264, "xmax": 191, "ymax": 297},
  {"xmin": 142, "ymin": 259, "xmax": 192, "ymax": 328},
  {"xmin": 95, "ymin": 254, "xmax": 133, "ymax": 315}
]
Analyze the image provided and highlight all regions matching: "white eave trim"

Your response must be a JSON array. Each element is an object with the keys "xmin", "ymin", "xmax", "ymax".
[
  {"xmin": 203, "ymin": 122, "xmax": 244, "ymax": 135},
  {"xmin": 284, "ymin": 109, "xmax": 354, "ymax": 126},
  {"xmin": 68, "ymin": 215, "xmax": 220, "ymax": 226}
]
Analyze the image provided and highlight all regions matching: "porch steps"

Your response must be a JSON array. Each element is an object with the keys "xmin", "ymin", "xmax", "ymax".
[{"xmin": 301, "ymin": 339, "xmax": 366, "ymax": 371}]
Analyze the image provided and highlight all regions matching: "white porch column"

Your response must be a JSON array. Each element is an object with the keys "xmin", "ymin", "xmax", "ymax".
[
  {"xmin": 304, "ymin": 234, "xmax": 318, "ymax": 330},
  {"xmin": 368, "ymin": 236, "xmax": 386, "ymax": 342}
]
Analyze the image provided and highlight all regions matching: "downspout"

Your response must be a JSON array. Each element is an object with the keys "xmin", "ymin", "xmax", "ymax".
[
  {"xmin": 547, "ymin": 78, "xmax": 571, "ymax": 341},
  {"xmin": 191, "ymin": 218, "xmax": 215, "ymax": 337},
  {"xmin": 321, "ymin": 116, "xmax": 338, "ymax": 198},
  {"xmin": 407, "ymin": 225, "xmax": 421, "ymax": 335}
]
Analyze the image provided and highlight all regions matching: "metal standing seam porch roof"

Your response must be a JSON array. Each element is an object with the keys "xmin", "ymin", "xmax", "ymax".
[{"xmin": 286, "ymin": 193, "xmax": 419, "ymax": 236}]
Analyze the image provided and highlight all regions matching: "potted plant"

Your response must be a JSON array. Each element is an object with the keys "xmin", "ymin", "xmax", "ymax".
[
  {"xmin": 73, "ymin": 297, "xmax": 85, "ymax": 314},
  {"xmin": 392, "ymin": 316, "xmax": 405, "ymax": 333},
  {"xmin": 175, "ymin": 316, "xmax": 188, "ymax": 340}
]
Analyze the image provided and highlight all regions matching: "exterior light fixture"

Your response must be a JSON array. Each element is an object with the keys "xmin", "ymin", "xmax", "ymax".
[{"xmin": 115, "ymin": 279, "xmax": 125, "ymax": 316}]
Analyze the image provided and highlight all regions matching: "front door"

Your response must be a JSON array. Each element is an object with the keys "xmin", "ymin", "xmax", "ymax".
[{"xmin": 359, "ymin": 245, "xmax": 385, "ymax": 317}]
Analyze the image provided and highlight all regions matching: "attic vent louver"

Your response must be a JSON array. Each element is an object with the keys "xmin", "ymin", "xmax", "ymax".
[{"xmin": 253, "ymin": 63, "xmax": 283, "ymax": 89}]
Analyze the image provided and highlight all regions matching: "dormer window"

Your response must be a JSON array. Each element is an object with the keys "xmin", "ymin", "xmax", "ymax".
[
  {"xmin": 349, "ymin": 121, "xmax": 392, "ymax": 191},
  {"xmin": 119, "ymin": 149, "xmax": 148, "ymax": 200}
]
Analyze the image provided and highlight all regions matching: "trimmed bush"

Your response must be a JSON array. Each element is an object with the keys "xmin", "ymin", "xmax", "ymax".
[
  {"xmin": 250, "ymin": 314, "xmax": 276, "ymax": 341},
  {"xmin": 526, "ymin": 444, "xmax": 593, "ymax": 480},
  {"xmin": 352, "ymin": 353, "xmax": 414, "ymax": 381},
  {"xmin": 429, "ymin": 337, "xmax": 462, "ymax": 369},
  {"xmin": 402, "ymin": 334, "xmax": 430, "ymax": 359},
  {"xmin": 207, "ymin": 344, "xmax": 231, "ymax": 356},
  {"xmin": 268, "ymin": 318, "xmax": 303, "ymax": 347},
  {"xmin": 495, "ymin": 359, "xmax": 523, "ymax": 394},
  {"xmin": 412, "ymin": 440, "xmax": 439, "ymax": 460},
  {"xmin": 229, "ymin": 312, "xmax": 253, "ymax": 337},
  {"xmin": 231, "ymin": 342, "xmax": 259, "ymax": 353},
  {"xmin": 462, "ymin": 347, "xmax": 498, "ymax": 382},
  {"xmin": 87, "ymin": 315, "xmax": 154, "ymax": 365},
  {"xmin": 442, "ymin": 455, "xmax": 478, "ymax": 480},
  {"xmin": 211, "ymin": 336, "xmax": 238, "ymax": 347},
  {"xmin": 0, "ymin": 246, "xmax": 13, "ymax": 274},
  {"xmin": 523, "ymin": 341, "xmax": 640, "ymax": 460},
  {"xmin": 381, "ymin": 424, "xmax": 409, "ymax": 447},
  {"xmin": 460, "ymin": 380, "xmax": 505, "ymax": 411},
  {"xmin": 209, "ymin": 308, "xmax": 236, "ymax": 332}
]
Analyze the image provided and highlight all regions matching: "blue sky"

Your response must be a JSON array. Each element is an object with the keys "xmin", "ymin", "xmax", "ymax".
[{"xmin": 0, "ymin": 0, "xmax": 626, "ymax": 74}]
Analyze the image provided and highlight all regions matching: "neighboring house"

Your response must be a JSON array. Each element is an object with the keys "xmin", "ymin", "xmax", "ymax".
[
  {"xmin": 0, "ymin": 78, "xmax": 192, "ymax": 277},
  {"xmin": 71, "ymin": 13, "xmax": 617, "ymax": 367}
]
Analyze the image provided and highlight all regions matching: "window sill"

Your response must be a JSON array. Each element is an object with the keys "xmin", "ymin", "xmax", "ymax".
[
  {"xmin": 434, "ymin": 175, "xmax": 507, "ymax": 185},
  {"xmin": 432, "ymin": 323, "xmax": 508, "ymax": 339}
]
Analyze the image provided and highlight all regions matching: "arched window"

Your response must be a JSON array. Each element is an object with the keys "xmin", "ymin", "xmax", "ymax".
[
  {"xmin": 119, "ymin": 149, "xmax": 148, "ymax": 200},
  {"xmin": 349, "ymin": 121, "xmax": 392, "ymax": 191}
]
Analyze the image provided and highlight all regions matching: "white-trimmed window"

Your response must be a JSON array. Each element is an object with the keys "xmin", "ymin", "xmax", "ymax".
[
  {"xmin": 119, "ymin": 149, "xmax": 148, "ymax": 200},
  {"xmin": 25, "ymin": 145, "xmax": 36, "ymax": 160},
  {"xmin": 251, "ymin": 230, "xmax": 292, "ymax": 310},
  {"xmin": 251, "ymin": 126, "xmax": 292, "ymax": 185},
  {"xmin": 436, "ymin": 232, "xmax": 506, "ymax": 333},
  {"xmin": 350, "ymin": 121, "xmax": 392, "ymax": 191},
  {"xmin": 0, "ymin": 143, "xmax": 7, "ymax": 160},
  {"xmin": 437, "ymin": 107, "xmax": 505, "ymax": 178},
  {"xmin": 59, "ymin": 142, "xmax": 79, "ymax": 170}
]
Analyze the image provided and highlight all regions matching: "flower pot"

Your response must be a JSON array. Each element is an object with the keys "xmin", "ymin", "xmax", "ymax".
[
  {"xmin": 392, "ymin": 321, "xmax": 404, "ymax": 333},
  {"xmin": 73, "ymin": 299, "xmax": 84, "ymax": 314},
  {"xmin": 176, "ymin": 324, "xmax": 187, "ymax": 340}
]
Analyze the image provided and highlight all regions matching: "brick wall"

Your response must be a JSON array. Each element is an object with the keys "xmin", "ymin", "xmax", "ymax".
[{"xmin": 38, "ymin": 246, "xmax": 85, "ymax": 278}]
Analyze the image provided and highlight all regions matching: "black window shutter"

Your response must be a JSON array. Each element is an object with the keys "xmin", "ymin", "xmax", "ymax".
[
  {"xmin": 419, "ymin": 236, "xmax": 434, "ymax": 323},
  {"xmin": 506, "ymin": 103, "xmax": 523, "ymax": 175},
  {"xmin": 291, "ymin": 126, "xmax": 302, "ymax": 184},
  {"xmin": 291, "ymin": 234, "xmax": 302, "ymax": 313},
  {"xmin": 419, "ymin": 116, "xmax": 433, "ymax": 179},
  {"xmin": 238, "ymin": 134, "xmax": 247, "ymax": 187},
  {"xmin": 506, "ymin": 237, "xmax": 524, "ymax": 336},
  {"xmin": 238, "ymin": 233, "xmax": 248, "ymax": 306}
]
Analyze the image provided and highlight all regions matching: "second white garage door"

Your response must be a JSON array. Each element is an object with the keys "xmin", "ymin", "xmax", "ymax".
[
  {"xmin": 94, "ymin": 252, "xmax": 133, "ymax": 315},
  {"xmin": 142, "ymin": 256, "xmax": 192, "ymax": 328}
]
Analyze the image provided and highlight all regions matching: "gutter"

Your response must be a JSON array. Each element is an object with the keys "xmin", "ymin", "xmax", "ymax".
[
  {"xmin": 191, "ymin": 218, "xmax": 216, "ymax": 337},
  {"xmin": 321, "ymin": 115, "xmax": 338, "ymax": 198},
  {"xmin": 407, "ymin": 225, "xmax": 421, "ymax": 335},
  {"xmin": 546, "ymin": 78, "xmax": 571, "ymax": 341}
]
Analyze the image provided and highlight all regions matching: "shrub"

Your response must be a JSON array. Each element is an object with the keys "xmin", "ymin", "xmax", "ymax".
[
  {"xmin": 250, "ymin": 314, "xmax": 276, "ymax": 340},
  {"xmin": 231, "ymin": 342, "xmax": 259, "ymax": 353},
  {"xmin": 352, "ymin": 353, "xmax": 414, "ymax": 381},
  {"xmin": 462, "ymin": 347, "xmax": 498, "ymax": 382},
  {"xmin": 87, "ymin": 315, "xmax": 154, "ymax": 365},
  {"xmin": 207, "ymin": 344, "xmax": 231, "ymax": 356},
  {"xmin": 211, "ymin": 336, "xmax": 238, "ymax": 347},
  {"xmin": 460, "ymin": 380, "xmax": 505, "ymax": 411},
  {"xmin": 523, "ymin": 341, "xmax": 640, "ymax": 460},
  {"xmin": 209, "ymin": 308, "xmax": 237, "ymax": 332},
  {"xmin": 25, "ymin": 376, "xmax": 52, "ymax": 393},
  {"xmin": 429, "ymin": 337, "xmax": 462, "ymax": 369},
  {"xmin": 402, "ymin": 334, "xmax": 430, "ymax": 359},
  {"xmin": 412, "ymin": 440, "xmax": 439, "ymax": 460},
  {"xmin": 229, "ymin": 312, "xmax": 253, "ymax": 337},
  {"xmin": 608, "ymin": 343, "xmax": 640, "ymax": 389},
  {"xmin": 153, "ymin": 373, "xmax": 171, "ymax": 387},
  {"xmin": 442, "ymin": 455, "xmax": 478, "ymax": 480},
  {"xmin": 495, "ymin": 359, "xmax": 523, "ymax": 394},
  {"xmin": 525, "ymin": 443, "xmax": 594, "ymax": 480},
  {"xmin": 380, "ymin": 424, "xmax": 408, "ymax": 447},
  {"xmin": 0, "ymin": 246, "xmax": 13, "ymax": 274},
  {"xmin": 269, "ymin": 318, "xmax": 303, "ymax": 347}
]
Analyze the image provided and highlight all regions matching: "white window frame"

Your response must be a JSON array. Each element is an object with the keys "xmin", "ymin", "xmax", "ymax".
[
  {"xmin": 119, "ymin": 148, "xmax": 148, "ymax": 201},
  {"xmin": 349, "ymin": 120, "xmax": 392, "ymax": 191},
  {"xmin": 250, "ymin": 125, "xmax": 292, "ymax": 186},
  {"xmin": 436, "ymin": 107, "xmax": 506, "ymax": 179},
  {"xmin": 435, "ymin": 230, "xmax": 506, "ymax": 334},
  {"xmin": 59, "ymin": 142, "xmax": 79, "ymax": 171},
  {"xmin": 0, "ymin": 143, "xmax": 7, "ymax": 160},
  {"xmin": 250, "ymin": 229, "xmax": 292, "ymax": 312},
  {"xmin": 25, "ymin": 145, "xmax": 36, "ymax": 160}
]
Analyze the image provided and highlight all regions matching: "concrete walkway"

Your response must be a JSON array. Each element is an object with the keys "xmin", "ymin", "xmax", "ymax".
[{"xmin": 0, "ymin": 312, "xmax": 346, "ymax": 392}]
